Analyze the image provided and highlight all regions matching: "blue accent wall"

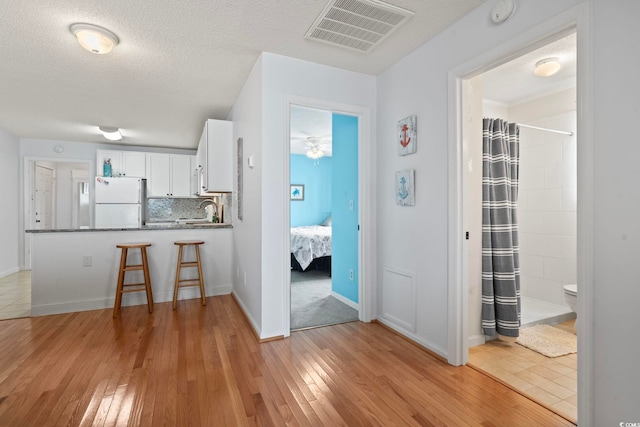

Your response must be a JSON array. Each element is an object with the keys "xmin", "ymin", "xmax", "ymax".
[
  {"xmin": 290, "ymin": 154, "xmax": 332, "ymax": 227},
  {"xmin": 331, "ymin": 113, "xmax": 358, "ymax": 304}
]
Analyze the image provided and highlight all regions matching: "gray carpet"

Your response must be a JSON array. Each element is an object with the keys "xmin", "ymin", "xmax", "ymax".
[{"xmin": 290, "ymin": 271, "xmax": 359, "ymax": 330}]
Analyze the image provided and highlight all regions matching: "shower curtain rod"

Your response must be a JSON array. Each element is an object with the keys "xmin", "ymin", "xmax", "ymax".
[{"xmin": 517, "ymin": 123, "xmax": 573, "ymax": 136}]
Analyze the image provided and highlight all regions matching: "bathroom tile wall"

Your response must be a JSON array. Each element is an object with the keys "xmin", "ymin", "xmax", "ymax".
[{"xmin": 516, "ymin": 111, "xmax": 577, "ymax": 306}]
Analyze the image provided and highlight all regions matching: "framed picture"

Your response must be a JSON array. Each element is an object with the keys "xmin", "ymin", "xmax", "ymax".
[
  {"xmin": 396, "ymin": 169, "xmax": 415, "ymax": 206},
  {"xmin": 290, "ymin": 184, "xmax": 304, "ymax": 201},
  {"xmin": 398, "ymin": 115, "xmax": 417, "ymax": 155}
]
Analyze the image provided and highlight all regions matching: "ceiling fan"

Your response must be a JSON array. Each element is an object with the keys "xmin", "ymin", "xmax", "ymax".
[
  {"xmin": 303, "ymin": 137, "xmax": 330, "ymax": 160},
  {"xmin": 290, "ymin": 135, "xmax": 332, "ymax": 160}
]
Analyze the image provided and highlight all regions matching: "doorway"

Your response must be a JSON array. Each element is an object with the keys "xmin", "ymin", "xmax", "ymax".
[
  {"xmin": 450, "ymin": 26, "xmax": 584, "ymax": 424},
  {"xmin": 289, "ymin": 105, "xmax": 359, "ymax": 330},
  {"xmin": 23, "ymin": 159, "xmax": 91, "ymax": 269}
]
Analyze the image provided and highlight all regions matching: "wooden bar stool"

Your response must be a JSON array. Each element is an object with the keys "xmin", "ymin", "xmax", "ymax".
[
  {"xmin": 173, "ymin": 240, "xmax": 206, "ymax": 309},
  {"xmin": 113, "ymin": 243, "xmax": 153, "ymax": 317}
]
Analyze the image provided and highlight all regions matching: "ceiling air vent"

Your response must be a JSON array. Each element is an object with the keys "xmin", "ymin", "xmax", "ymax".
[{"xmin": 305, "ymin": 0, "xmax": 414, "ymax": 52}]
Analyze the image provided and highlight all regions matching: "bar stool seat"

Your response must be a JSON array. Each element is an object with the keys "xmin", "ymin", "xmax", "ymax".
[
  {"xmin": 113, "ymin": 243, "xmax": 153, "ymax": 317},
  {"xmin": 173, "ymin": 240, "xmax": 206, "ymax": 309}
]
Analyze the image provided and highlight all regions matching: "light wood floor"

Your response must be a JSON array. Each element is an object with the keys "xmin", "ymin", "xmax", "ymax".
[
  {"xmin": 0, "ymin": 296, "xmax": 574, "ymax": 426},
  {"xmin": 0, "ymin": 270, "xmax": 30, "ymax": 320},
  {"xmin": 469, "ymin": 320, "xmax": 577, "ymax": 423}
]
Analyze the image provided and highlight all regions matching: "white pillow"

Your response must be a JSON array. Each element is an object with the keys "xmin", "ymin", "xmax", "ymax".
[{"xmin": 321, "ymin": 215, "xmax": 332, "ymax": 226}]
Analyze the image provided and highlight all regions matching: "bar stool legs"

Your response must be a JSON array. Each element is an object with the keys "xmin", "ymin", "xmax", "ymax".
[
  {"xmin": 173, "ymin": 240, "xmax": 206, "ymax": 309},
  {"xmin": 113, "ymin": 243, "xmax": 153, "ymax": 317}
]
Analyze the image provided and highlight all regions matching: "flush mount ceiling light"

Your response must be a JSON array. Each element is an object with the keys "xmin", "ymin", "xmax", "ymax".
[
  {"xmin": 534, "ymin": 57, "xmax": 562, "ymax": 77},
  {"xmin": 70, "ymin": 23, "xmax": 119, "ymax": 54},
  {"xmin": 99, "ymin": 126, "xmax": 123, "ymax": 141}
]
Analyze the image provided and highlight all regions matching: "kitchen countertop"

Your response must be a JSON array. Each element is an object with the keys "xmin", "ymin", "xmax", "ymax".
[{"xmin": 25, "ymin": 222, "xmax": 232, "ymax": 233}]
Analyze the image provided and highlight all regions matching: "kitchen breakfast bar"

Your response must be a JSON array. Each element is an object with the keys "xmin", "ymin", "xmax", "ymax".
[{"xmin": 26, "ymin": 224, "xmax": 232, "ymax": 316}]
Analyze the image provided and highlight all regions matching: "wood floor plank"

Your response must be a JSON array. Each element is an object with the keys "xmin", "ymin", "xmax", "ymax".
[{"xmin": 0, "ymin": 295, "xmax": 575, "ymax": 426}]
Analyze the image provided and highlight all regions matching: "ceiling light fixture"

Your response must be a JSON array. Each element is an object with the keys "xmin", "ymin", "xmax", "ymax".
[
  {"xmin": 99, "ymin": 126, "xmax": 123, "ymax": 141},
  {"xmin": 306, "ymin": 146, "xmax": 324, "ymax": 165},
  {"xmin": 534, "ymin": 57, "xmax": 562, "ymax": 77},
  {"xmin": 306, "ymin": 147, "xmax": 324, "ymax": 159},
  {"xmin": 70, "ymin": 23, "xmax": 119, "ymax": 54}
]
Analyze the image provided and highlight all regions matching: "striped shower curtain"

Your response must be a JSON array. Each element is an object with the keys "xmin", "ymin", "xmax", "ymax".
[{"xmin": 481, "ymin": 118, "xmax": 521, "ymax": 337}]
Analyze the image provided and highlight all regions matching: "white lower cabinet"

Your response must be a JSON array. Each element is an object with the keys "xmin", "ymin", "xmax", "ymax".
[{"xmin": 146, "ymin": 154, "xmax": 193, "ymax": 197}]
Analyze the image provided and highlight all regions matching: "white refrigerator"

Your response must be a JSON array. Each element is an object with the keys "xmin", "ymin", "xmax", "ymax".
[{"xmin": 95, "ymin": 177, "xmax": 147, "ymax": 228}]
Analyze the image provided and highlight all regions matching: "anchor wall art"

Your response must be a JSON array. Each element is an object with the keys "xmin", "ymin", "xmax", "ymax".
[
  {"xmin": 396, "ymin": 169, "xmax": 415, "ymax": 206},
  {"xmin": 397, "ymin": 115, "xmax": 417, "ymax": 155}
]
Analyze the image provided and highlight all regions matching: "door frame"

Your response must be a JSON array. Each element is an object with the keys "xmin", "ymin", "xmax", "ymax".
[
  {"xmin": 282, "ymin": 95, "xmax": 374, "ymax": 336},
  {"xmin": 446, "ymin": 4, "xmax": 593, "ymax": 424}
]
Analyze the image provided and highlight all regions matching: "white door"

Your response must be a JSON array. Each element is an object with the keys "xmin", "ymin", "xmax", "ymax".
[{"xmin": 34, "ymin": 165, "xmax": 53, "ymax": 229}]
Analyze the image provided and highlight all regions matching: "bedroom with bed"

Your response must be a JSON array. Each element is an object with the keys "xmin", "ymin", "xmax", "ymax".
[{"xmin": 289, "ymin": 106, "xmax": 359, "ymax": 330}]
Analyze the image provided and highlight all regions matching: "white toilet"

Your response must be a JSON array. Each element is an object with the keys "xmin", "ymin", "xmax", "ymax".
[{"xmin": 563, "ymin": 284, "xmax": 578, "ymax": 333}]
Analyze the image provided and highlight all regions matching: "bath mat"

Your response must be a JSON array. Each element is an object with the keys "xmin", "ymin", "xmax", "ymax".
[{"xmin": 516, "ymin": 324, "xmax": 577, "ymax": 358}]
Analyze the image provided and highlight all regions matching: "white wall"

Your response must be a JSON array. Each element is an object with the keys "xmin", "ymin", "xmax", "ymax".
[
  {"xmin": 510, "ymin": 89, "xmax": 577, "ymax": 306},
  {"xmin": 229, "ymin": 53, "xmax": 376, "ymax": 338},
  {"xmin": 591, "ymin": 0, "xmax": 640, "ymax": 423},
  {"xmin": 31, "ymin": 228, "xmax": 232, "ymax": 315},
  {"xmin": 0, "ymin": 128, "xmax": 20, "ymax": 277},
  {"xmin": 378, "ymin": 0, "xmax": 640, "ymax": 422},
  {"xmin": 227, "ymin": 57, "xmax": 264, "ymax": 335}
]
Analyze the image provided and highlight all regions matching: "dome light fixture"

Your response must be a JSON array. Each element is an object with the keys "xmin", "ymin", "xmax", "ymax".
[
  {"xmin": 70, "ymin": 23, "xmax": 119, "ymax": 54},
  {"xmin": 534, "ymin": 57, "xmax": 562, "ymax": 77},
  {"xmin": 99, "ymin": 126, "xmax": 123, "ymax": 141}
]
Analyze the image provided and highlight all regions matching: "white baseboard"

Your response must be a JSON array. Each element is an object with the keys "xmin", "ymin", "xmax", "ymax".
[
  {"xmin": 331, "ymin": 291, "xmax": 359, "ymax": 310},
  {"xmin": 0, "ymin": 267, "xmax": 20, "ymax": 279},
  {"xmin": 377, "ymin": 316, "xmax": 448, "ymax": 360},
  {"xmin": 32, "ymin": 284, "xmax": 232, "ymax": 316},
  {"xmin": 468, "ymin": 334, "xmax": 486, "ymax": 348},
  {"xmin": 230, "ymin": 291, "xmax": 262, "ymax": 337}
]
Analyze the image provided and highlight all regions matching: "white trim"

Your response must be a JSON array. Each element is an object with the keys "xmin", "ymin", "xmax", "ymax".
[
  {"xmin": 447, "ymin": 4, "xmax": 593, "ymax": 425},
  {"xmin": 32, "ymin": 284, "xmax": 233, "ymax": 316},
  {"xmin": 283, "ymin": 95, "xmax": 375, "ymax": 337},
  {"xmin": 468, "ymin": 334, "xmax": 486, "ymax": 348},
  {"xmin": 231, "ymin": 290, "xmax": 262, "ymax": 338},
  {"xmin": 0, "ymin": 267, "xmax": 20, "ymax": 278},
  {"xmin": 376, "ymin": 317, "xmax": 447, "ymax": 360},
  {"xmin": 330, "ymin": 290, "xmax": 359, "ymax": 310},
  {"xmin": 575, "ymin": 3, "xmax": 594, "ymax": 425}
]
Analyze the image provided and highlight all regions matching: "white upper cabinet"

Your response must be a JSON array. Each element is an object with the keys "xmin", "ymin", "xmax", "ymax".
[
  {"xmin": 198, "ymin": 119, "xmax": 232, "ymax": 194},
  {"xmin": 170, "ymin": 155, "xmax": 192, "ymax": 197},
  {"xmin": 190, "ymin": 155, "xmax": 199, "ymax": 197},
  {"xmin": 122, "ymin": 152, "xmax": 146, "ymax": 177},
  {"xmin": 96, "ymin": 149, "xmax": 146, "ymax": 177},
  {"xmin": 146, "ymin": 154, "xmax": 193, "ymax": 197}
]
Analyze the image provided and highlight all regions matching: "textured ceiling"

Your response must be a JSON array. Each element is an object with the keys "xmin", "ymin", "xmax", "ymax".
[
  {"xmin": 482, "ymin": 32, "xmax": 576, "ymax": 105},
  {"xmin": 290, "ymin": 106, "xmax": 333, "ymax": 157},
  {"xmin": 0, "ymin": 0, "xmax": 484, "ymax": 149}
]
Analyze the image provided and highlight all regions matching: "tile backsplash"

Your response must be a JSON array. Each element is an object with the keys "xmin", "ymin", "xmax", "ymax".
[{"xmin": 147, "ymin": 194, "xmax": 232, "ymax": 224}]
